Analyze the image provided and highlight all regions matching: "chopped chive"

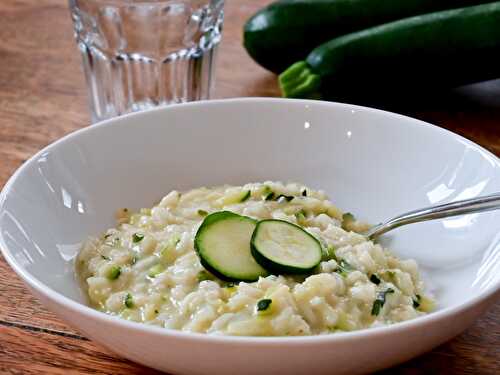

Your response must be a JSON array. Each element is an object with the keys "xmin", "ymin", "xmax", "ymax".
[
  {"xmin": 335, "ymin": 259, "xmax": 354, "ymax": 277},
  {"xmin": 101, "ymin": 254, "xmax": 111, "ymax": 261},
  {"xmin": 370, "ymin": 274, "xmax": 381, "ymax": 285},
  {"xmin": 322, "ymin": 245, "xmax": 337, "ymax": 261},
  {"xmin": 107, "ymin": 266, "xmax": 121, "ymax": 280},
  {"xmin": 294, "ymin": 209, "xmax": 307, "ymax": 223},
  {"xmin": 197, "ymin": 209, "xmax": 208, "ymax": 216},
  {"xmin": 264, "ymin": 192, "xmax": 275, "ymax": 201},
  {"xmin": 340, "ymin": 259, "xmax": 353, "ymax": 270},
  {"xmin": 371, "ymin": 300, "xmax": 382, "ymax": 317},
  {"xmin": 341, "ymin": 212, "xmax": 355, "ymax": 229},
  {"xmin": 343, "ymin": 213, "xmax": 355, "ymax": 221},
  {"xmin": 132, "ymin": 233, "xmax": 144, "ymax": 243},
  {"xmin": 413, "ymin": 294, "xmax": 422, "ymax": 309},
  {"xmin": 103, "ymin": 233, "xmax": 112, "ymax": 239},
  {"xmin": 302, "ymin": 189, "xmax": 307, "ymax": 196},
  {"xmin": 276, "ymin": 194, "xmax": 294, "ymax": 202},
  {"xmin": 154, "ymin": 309, "xmax": 159, "ymax": 314},
  {"xmin": 371, "ymin": 288, "xmax": 395, "ymax": 316},
  {"xmin": 124, "ymin": 293, "xmax": 134, "ymax": 308},
  {"xmin": 386, "ymin": 270, "xmax": 396, "ymax": 278},
  {"xmin": 197, "ymin": 270, "xmax": 214, "ymax": 282},
  {"xmin": 148, "ymin": 264, "xmax": 164, "ymax": 278},
  {"xmin": 256, "ymin": 298, "xmax": 272, "ymax": 312},
  {"xmin": 239, "ymin": 190, "xmax": 251, "ymax": 202}
]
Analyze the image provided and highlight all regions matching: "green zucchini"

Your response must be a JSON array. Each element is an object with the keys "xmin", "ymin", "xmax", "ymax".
[
  {"xmin": 194, "ymin": 211, "xmax": 268, "ymax": 282},
  {"xmin": 251, "ymin": 219, "xmax": 322, "ymax": 274},
  {"xmin": 244, "ymin": 0, "xmax": 494, "ymax": 73},
  {"xmin": 279, "ymin": 2, "xmax": 500, "ymax": 100}
]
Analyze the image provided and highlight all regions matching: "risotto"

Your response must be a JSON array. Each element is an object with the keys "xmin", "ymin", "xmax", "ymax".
[{"xmin": 76, "ymin": 182, "xmax": 433, "ymax": 336}]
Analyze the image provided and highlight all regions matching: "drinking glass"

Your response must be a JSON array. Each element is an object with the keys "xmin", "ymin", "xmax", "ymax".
[{"xmin": 69, "ymin": 0, "xmax": 224, "ymax": 122}]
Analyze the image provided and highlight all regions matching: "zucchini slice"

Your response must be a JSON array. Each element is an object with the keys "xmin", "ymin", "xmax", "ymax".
[
  {"xmin": 194, "ymin": 211, "xmax": 268, "ymax": 282},
  {"xmin": 251, "ymin": 219, "xmax": 322, "ymax": 274}
]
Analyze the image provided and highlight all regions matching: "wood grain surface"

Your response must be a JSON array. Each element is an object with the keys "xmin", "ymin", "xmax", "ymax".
[{"xmin": 0, "ymin": 0, "xmax": 499, "ymax": 374}]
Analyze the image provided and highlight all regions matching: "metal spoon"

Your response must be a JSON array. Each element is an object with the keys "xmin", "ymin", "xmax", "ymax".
[{"xmin": 364, "ymin": 192, "xmax": 500, "ymax": 240}]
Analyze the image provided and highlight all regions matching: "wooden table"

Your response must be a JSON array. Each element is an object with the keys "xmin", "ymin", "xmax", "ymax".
[{"xmin": 0, "ymin": 0, "xmax": 499, "ymax": 373}]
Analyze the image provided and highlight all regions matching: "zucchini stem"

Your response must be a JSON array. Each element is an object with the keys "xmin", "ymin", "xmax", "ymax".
[{"xmin": 279, "ymin": 61, "xmax": 322, "ymax": 99}]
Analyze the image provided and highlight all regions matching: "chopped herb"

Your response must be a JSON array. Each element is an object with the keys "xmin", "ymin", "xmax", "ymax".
[
  {"xmin": 385, "ymin": 270, "xmax": 396, "ymax": 279},
  {"xmin": 341, "ymin": 212, "xmax": 355, "ymax": 230},
  {"xmin": 264, "ymin": 192, "xmax": 275, "ymax": 201},
  {"xmin": 342, "ymin": 212, "xmax": 355, "ymax": 222},
  {"xmin": 336, "ymin": 259, "xmax": 354, "ymax": 277},
  {"xmin": 302, "ymin": 189, "xmax": 307, "ymax": 196},
  {"xmin": 198, "ymin": 209, "xmax": 208, "ymax": 216},
  {"xmin": 107, "ymin": 266, "xmax": 121, "ymax": 280},
  {"xmin": 372, "ymin": 301, "xmax": 383, "ymax": 316},
  {"xmin": 370, "ymin": 274, "xmax": 381, "ymax": 285},
  {"xmin": 148, "ymin": 264, "xmax": 164, "ymax": 278},
  {"xmin": 124, "ymin": 293, "xmax": 134, "ymax": 308},
  {"xmin": 294, "ymin": 209, "xmax": 307, "ymax": 223},
  {"xmin": 103, "ymin": 233, "xmax": 112, "ymax": 239},
  {"xmin": 276, "ymin": 194, "xmax": 294, "ymax": 202},
  {"xmin": 239, "ymin": 190, "xmax": 251, "ymax": 202},
  {"xmin": 322, "ymin": 245, "xmax": 337, "ymax": 261},
  {"xmin": 160, "ymin": 248, "xmax": 170, "ymax": 260},
  {"xmin": 264, "ymin": 191, "xmax": 296, "ymax": 202},
  {"xmin": 256, "ymin": 298, "xmax": 272, "ymax": 312},
  {"xmin": 154, "ymin": 309, "xmax": 159, "ymax": 314},
  {"xmin": 101, "ymin": 254, "xmax": 111, "ymax": 261},
  {"xmin": 413, "ymin": 294, "xmax": 422, "ymax": 309},
  {"xmin": 371, "ymin": 288, "xmax": 395, "ymax": 316},
  {"xmin": 132, "ymin": 233, "xmax": 144, "ymax": 243},
  {"xmin": 197, "ymin": 270, "xmax": 214, "ymax": 282}
]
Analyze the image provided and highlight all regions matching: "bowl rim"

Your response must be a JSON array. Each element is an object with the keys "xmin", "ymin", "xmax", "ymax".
[{"xmin": 1, "ymin": 97, "xmax": 499, "ymax": 345}]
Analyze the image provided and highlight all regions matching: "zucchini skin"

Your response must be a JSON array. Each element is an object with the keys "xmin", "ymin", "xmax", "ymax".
[
  {"xmin": 244, "ymin": 0, "xmax": 495, "ymax": 73},
  {"xmin": 280, "ymin": 2, "xmax": 500, "ymax": 100},
  {"xmin": 251, "ymin": 245, "xmax": 316, "ymax": 275}
]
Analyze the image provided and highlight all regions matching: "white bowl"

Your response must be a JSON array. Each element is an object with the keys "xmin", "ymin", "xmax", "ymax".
[{"xmin": 1, "ymin": 98, "xmax": 499, "ymax": 375}]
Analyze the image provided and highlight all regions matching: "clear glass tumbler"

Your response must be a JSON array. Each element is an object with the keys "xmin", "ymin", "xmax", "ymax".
[{"xmin": 69, "ymin": 0, "xmax": 224, "ymax": 122}]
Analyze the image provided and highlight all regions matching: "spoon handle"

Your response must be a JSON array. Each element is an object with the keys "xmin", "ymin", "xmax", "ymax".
[{"xmin": 365, "ymin": 192, "xmax": 500, "ymax": 240}]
